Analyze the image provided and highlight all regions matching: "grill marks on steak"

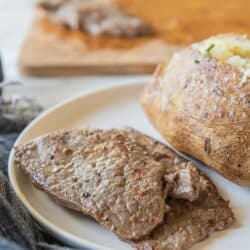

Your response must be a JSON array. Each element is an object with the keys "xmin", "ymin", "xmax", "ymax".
[
  {"xmin": 14, "ymin": 129, "xmax": 166, "ymax": 240},
  {"xmin": 122, "ymin": 128, "xmax": 234, "ymax": 250},
  {"xmin": 39, "ymin": 0, "xmax": 153, "ymax": 38}
]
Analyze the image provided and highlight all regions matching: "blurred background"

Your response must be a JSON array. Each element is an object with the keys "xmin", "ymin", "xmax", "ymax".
[
  {"xmin": 2, "ymin": 0, "xmax": 250, "ymax": 107},
  {"xmin": 0, "ymin": 0, "xmax": 150, "ymax": 108}
]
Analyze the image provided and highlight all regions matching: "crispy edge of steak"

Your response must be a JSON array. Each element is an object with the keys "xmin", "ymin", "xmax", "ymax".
[
  {"xmin": 122, "ymin": 128, "xmax": 234, "ymax": 250},
  {"xmin": 14, "ymin": 129, "xmax": 166, "ymax": 241}
]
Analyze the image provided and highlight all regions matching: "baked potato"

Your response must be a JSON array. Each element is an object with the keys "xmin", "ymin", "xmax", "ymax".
[{"xmin": 142, "ymin": 33, "xmax": 250, "ymax": 186}]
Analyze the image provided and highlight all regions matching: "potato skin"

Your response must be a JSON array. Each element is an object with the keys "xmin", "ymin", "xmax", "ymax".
[{"xmin": 142, "ymin": 48, "xmax": 250, "ymax": 186}]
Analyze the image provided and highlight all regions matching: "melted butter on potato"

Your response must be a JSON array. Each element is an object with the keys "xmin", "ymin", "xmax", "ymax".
[{"xmin": 193, "ymin": 34, "xmax": 250, "ymax": 83}]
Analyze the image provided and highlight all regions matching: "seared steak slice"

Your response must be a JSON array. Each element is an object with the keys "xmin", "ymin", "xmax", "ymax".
[
  {"xmin": 77, "ymin": 1, "xmax": 153, "ymax": 38},
  {"xmin": 134, "ymin": 181, "xmax": 234, "ymax": 250},
  {"xmin": 122, "ymin": 128, "xmax": 203, "ymax": 202},
  {"xmin": 14, "ymin": 127, "xmax": 234, "ymax": 249},
  {"xmin": 38, "ymin": 0, "xmax": 68, "ymax": 11},
  {"xmin": 39, "ymin": 0, "xmax": 153, "ymax": 38},
  {"xmin": 14, "ymin": 129, "xmax": 166, "ymax": 240},
  {"xmin": 122, "ymin": 128, "xmax": 234, "ymax": 250}
]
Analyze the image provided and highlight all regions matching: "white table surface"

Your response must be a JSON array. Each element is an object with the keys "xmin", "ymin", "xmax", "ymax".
[{"xmin": 0, "ymin": 0, "xmax": 151, "ymax": 108}]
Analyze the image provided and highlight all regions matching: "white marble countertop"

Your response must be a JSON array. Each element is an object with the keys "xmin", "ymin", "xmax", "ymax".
[{"xmin": 0, "ymin": 0, "xmax": 151, "ymax": 108}]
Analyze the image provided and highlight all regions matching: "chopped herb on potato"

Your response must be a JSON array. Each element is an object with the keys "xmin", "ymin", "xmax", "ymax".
[{"xmin": 206, "ymin": 43, "xmax": 215, "ymax": 55}]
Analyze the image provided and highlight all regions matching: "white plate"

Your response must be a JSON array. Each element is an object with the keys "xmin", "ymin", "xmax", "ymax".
[{"xmin": 8, "ymin": 83, "xmax": 250, "ymax": 250}]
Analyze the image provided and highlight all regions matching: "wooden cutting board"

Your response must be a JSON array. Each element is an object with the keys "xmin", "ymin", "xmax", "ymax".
[
  {"xmin": 19, "ymin": 0, "xmax": 250, "ymax": 76},
  {"xmin": 19, "ymin": 15, "xmax": 179, "ymax": 76}
]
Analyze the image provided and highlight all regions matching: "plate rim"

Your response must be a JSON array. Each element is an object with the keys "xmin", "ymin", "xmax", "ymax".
[{"xmin": 8, "ymin": 82, "xmax": 145, "ymax": 250}]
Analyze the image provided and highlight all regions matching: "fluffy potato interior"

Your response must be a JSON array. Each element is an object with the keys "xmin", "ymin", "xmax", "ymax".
[{"xmin": 192, "ymin": 34, "xmax": 250, "ymax": 80}]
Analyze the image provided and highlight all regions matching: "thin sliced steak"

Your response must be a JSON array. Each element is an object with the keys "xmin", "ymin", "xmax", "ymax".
[
  {"xmin": 121, "ymin": 128, "xmax": 204, "ymax": 201},
  {"xmin": 14, "ymin": 129, "xmax": 166, "ymax": 240},
  {"xmin": 39, "ymin": 0, "xmax": 153, "ymax": 38},
  {"xmin": 122, "ymin": 128, "xmax": 234, "ymax": 250},
  {"xmin": 134, "ymin": 182, "xmax": 234, "ymax": 250}
]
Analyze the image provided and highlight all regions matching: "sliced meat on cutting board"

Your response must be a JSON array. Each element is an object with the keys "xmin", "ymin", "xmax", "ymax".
[
  {"xmin": 14, "ymin": 129, "xmax": 167, "ymax": 240},
  {"xmin": 20, "ymin": 0, "xmax": 250, "ymax": 76},
  {"xmin": 19, "ymin": 16, "xmax": 178, "ymax": 76},
  {"xmin": 39, "ymin": 0, "xmax": 153, "ymax": 38},
  {"xmin": 19, "ymin": 0, "xmax": 181, "ymax": 76}
]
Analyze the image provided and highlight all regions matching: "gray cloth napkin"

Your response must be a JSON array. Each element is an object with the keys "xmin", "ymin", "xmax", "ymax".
[
  {"xmin": 0, "ymin": 133, "xmax": 76, "ymax": 250},
  {"xmin": 0, "ymin": 98, "xmax": 79, "ymax": 250}
]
